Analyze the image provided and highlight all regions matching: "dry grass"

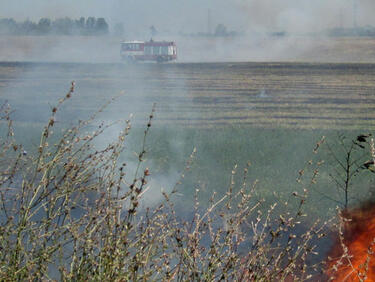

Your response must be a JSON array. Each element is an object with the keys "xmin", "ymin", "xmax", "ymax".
[{"xmin": 0, "ymin": 82, "xmax": 346, "ymax": 280}]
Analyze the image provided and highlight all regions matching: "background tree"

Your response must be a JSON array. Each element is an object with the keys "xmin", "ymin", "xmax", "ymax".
[
  {"xmin": 37, "ymin": 18, "xmax": 51, "ymax": 35},
  {"xmin": 52, "ymin": 17, "xmax": 74, "ymax": 35},
  {"xmin": 0, "ymin": 18, "xmax": 17, "ymax": 35},
  {"xmin": 20, "ymin": 19, "xmax": 37, "ymax": 35},
  {"xmin": 0, "ymin": 16, "xmax": 112, "ymax": 36},
  {"xmin": 75, "ymin": 17, "xmax": 85, "ymax": 35},
  {"xmin": 95, "ymin": 18, "xmax": 109, "ymax": 35},
  {"xmin": 85, "ymin": 17, "xmax": 96, "ymax": 35}
]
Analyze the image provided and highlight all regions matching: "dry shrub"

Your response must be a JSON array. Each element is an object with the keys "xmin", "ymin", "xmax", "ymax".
[{"xmin": 0, "ymin": 83, "xmax": 332, "ymax": 281}]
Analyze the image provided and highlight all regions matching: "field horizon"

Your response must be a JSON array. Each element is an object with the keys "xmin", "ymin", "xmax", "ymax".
[{"xmin": 2, "ymin": 35, "xmax": 375, "ymax": 63}]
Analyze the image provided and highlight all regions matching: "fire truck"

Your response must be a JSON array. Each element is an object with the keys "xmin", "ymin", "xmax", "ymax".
[{"xmin": 120, "ymin": 40, "xmax": 177, "ymax": 63}]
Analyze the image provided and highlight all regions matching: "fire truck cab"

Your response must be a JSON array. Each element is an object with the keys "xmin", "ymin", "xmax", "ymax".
[{"xmin": 121, "ymin": 40, "xmax": 177, "ymax": 63}]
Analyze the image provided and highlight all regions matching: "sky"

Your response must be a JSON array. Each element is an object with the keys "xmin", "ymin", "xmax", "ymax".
[{"xmin": 1, "ymin": 0, "xmax": 375, "ymax": 34}]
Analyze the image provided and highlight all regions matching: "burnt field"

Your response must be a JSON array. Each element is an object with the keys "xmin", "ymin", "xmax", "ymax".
[{"xmin": 1, "ymin": 61, "xmax": 375, "ymax": 130}]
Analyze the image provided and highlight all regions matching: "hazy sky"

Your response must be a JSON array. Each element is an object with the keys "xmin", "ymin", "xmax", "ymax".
[{"xmin": 1, "ymin": 0, "xmax": 375, "ymax": 34}]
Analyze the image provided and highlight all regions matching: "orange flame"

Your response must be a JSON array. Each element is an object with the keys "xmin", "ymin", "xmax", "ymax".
[{"xmin": 327, "ymin": 203, "xmax": 375, "ymax": 281}]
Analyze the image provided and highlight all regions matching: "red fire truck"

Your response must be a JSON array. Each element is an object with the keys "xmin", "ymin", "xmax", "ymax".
[{"xmin": 120, "ymin": 40, "xmax": 177, "ymax": 63}]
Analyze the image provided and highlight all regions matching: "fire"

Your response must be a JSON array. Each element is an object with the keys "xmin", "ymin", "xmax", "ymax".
[{"xmin": 327, "ymin": 203, "xmax": 375, "ymax": 281}]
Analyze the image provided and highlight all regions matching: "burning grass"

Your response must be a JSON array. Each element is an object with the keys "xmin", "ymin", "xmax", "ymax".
[{"xmin": 327, "ymin": 203, "xmax": 375, "ymax": 281}]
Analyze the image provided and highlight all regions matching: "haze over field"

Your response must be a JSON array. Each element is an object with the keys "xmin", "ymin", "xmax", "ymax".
[
  {"xmin": 1, "ymin": 0, "xmax": 375, "ymax": 62},
  {"xmin": 0, "ymin": 1, "xmax": 374, "ymax": 205},
  {"xmin": 2, "ymin": 2, "xmax": 375, "ymax": 280},
  {"xmin": 2, "ymin": 0, "xmax": 375, "ymax": 33}
]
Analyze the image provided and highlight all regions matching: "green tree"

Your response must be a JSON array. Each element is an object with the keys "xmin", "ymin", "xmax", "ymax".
[
  {"xmin": 95, "ymin": 18, "xmax": 109, "ymax": 35},
  {"xmin": 37, "ymin": 18, "xmax": 51, "ymax": 34},
  {"xmin": 0, "ymin": 18, "xmax": 18, "ymax": 35},
  {"xmin": 20, "ymin": 19, "xmax": 37, "ymax": 35},
  {"xmin": 52, "ymin": 17, "xmax": 74, "ymax": 35},
  {"xmin": 86, "ymin": 17, "xmax": 96, "ymax": 35},
  {"xmin": 75, "ymin": 17, "xmax": 85, "ymax": 34}
]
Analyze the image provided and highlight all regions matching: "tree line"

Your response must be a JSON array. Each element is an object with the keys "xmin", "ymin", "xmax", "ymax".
[
  {"xmin": 0, "ymin": 17, "xmax": 110, "ymax": 36},
  {"xmin": 327, "ymin": 26, "xmax": 375, "ymax": 37}
]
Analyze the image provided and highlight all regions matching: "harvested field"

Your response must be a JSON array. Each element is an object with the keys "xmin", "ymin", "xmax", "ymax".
[
  {"xmin": 1, "ymin": 60, "xmax": 375, "ymax": 228},
  {"xmin": 1, "ymin": 61, "xmax": 375, "ymax": 130}
]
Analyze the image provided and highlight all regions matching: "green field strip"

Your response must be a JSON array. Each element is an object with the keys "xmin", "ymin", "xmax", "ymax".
[
  {"xmin": 156, "ymin": 118, "xmax": 375, "ymax": 130},
  {"xmin": 156, "ymin": 105, "xmax": 375, "ymax": 117},
  {"xmin": 157, "ymin": 110, "xmax": 375, "ymax": 121},
  {"xmin": 168, "ymin": 101, "xmax": 375, "ymax": 110}
]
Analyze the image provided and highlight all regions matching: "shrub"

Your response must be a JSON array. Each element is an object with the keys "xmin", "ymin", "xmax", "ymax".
[{"xmin": 0, "ymin": 82, "xmax": 347, "ymax": 280}]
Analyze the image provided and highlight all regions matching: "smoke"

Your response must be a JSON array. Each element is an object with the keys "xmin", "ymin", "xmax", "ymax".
[
  {"xmin": 2, "ymin": 0, "xmax": 375, "ymax": 37},
  {"xmin": 2, "ymin": 1, "xmax": 375, "ymax": 63},
  {"xmin": 237, "ymin": 0, "xmax": 375, "ymax": 33},
  {"xmin": 0, "ymin": 58, "xmax": 198, "ymax": 208},
  {"xmin": 1, "ymin": 0, "xmax": 373, "ymax": 35}
]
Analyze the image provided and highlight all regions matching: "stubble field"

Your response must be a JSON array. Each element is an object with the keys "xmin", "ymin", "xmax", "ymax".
[
  {"xmin": 1, "ymin": 61, "xmax": 375, "ymax": 129},
  {"xmin": 1, "ymin": 61, "xmax": 374, "ymax": 217}
]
